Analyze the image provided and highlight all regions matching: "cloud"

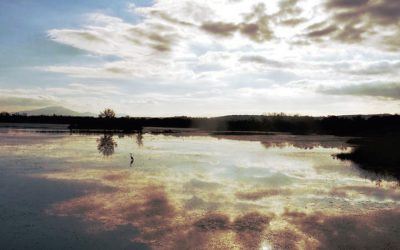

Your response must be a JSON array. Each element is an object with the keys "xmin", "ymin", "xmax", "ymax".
[
  {"xmin": 149, "ymin": 10, "xmax": 194, "ymax": 27},
  {"xmin": 0, "ymin": 96, "xmax": 54, "ymax": 107},
  {"xmin": 318, "ymin": 0, "xmax": 400, "ymax": 49},
  {"xmin": 0, "ymin": 82, "xmax": 127, "ymax": 114},
  {"xmin": 199, "ymin": 3, "xmax": 274, "ymax": 42},
  {"xmin": 274, "ymin": 0, "xmax": 306, "ymax": 26},
  {"xmin": 338, "ymin": 60, "xmax": 400, "ymax": 75},
  {"xmin": 240, "ymin": 3, "xmax": 273, "ymax": 42},
  {"xmin": 0, "ymin": 96, "xmax": 56, "ymax": 111},
  {"xmin": 200, "ymin": 22, "xmax": 238, "ymax": 37},
  {"xmin": 319, "ymin": 82, "xmax": 400, "ymax": 100},
  {"xmin": 326, "ymin": 0, "xmax": 370, "ymax": 8},
  {"xmin": 127, "ymin": 3, "xmax": 136, "ymax": 12},
  {"xmin": 328, "ymin": 0, "xmax": 400, "ymax": 25},
  {"xmin": 306, "ymin": 25, "xmax": 338, "ymax": 38},
  {"xmin": 334, "ymin": 25, "xmax": 367, "ymax": 43},
  {"xmin": 48, "ymin": 13, "xmax": 178, "ymax": 57},
  {"xmin": 46, "ymin": 83, "xmax": 122, "ymax": 96},
  {"xmin": 45, "ymin": 0, "xmax": 400, "ymax": 80},
  {"xmin": 33, "ymin": 0, "xmax": 400, "ymax": 115},
  {"xmin": 280, "ymin": 17, "xmax": 307, "ymax": 26},
  {"xmin": 239, "ymin": 55, "xmax": 288, "ymax": 68},
  {"xmin": 278, "ymin": 0, "xmax": 302, "ymax": 15}
]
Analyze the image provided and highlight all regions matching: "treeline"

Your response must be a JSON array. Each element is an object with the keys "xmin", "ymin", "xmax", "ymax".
[
  {"xmin": 1, "ymin": 112, "xmax": 400, "ymax": 136},
  {"xmin": 336, "ymin": 136, "xmax": 400, "ymax": 179}
]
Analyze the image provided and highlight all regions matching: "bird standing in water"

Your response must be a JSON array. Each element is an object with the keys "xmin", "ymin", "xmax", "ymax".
[{"xmin": 130, "ymin": 153, "xmax": 134, "ymax": 166}]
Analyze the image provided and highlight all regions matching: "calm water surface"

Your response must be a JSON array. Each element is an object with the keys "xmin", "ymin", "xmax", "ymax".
[{"xmin": 0, "ymin": 128, "xmax": 399, "ymax": 250}]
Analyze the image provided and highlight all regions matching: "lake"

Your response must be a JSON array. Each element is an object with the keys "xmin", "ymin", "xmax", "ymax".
[{"xmin": 0, "ymin": 127, "xmax": 399, "ymax": 250}]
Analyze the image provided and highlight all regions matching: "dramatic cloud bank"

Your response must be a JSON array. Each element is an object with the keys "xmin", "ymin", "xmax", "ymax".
[{"xmin": 1, "ymin": 0, "xmax": 400, "ymax": 115}]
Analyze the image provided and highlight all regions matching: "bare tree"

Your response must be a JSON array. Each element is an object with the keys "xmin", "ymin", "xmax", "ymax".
[{"xmin": 99, "ymin": 108, "xmax": 116, "ymax": 118}]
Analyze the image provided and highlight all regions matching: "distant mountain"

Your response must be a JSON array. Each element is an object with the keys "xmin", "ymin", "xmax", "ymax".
[{"xmin": 17, "ymin": 106, "xmax": 96, "ymax": 117}]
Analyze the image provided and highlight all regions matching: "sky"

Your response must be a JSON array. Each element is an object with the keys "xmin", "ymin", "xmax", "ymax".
[{"xmin": 1, "ymin": 0, "xmax": 400, "ymax": 116}]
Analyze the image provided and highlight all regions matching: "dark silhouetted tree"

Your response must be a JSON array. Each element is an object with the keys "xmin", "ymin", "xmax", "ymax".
[{"xmin": 99, "ymin": 108, "xmax": 116, "ymax": 119}]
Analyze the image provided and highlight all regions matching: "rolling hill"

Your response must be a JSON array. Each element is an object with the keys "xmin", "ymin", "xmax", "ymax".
[{"xmin": 17, "ymin": 106, "xmax": 96, "ymax": 117}]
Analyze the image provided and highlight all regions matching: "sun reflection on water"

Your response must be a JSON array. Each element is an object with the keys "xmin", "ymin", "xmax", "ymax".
[{"xmin": 260, "ymin": 241, "xmax": 272, "ymax": 250}]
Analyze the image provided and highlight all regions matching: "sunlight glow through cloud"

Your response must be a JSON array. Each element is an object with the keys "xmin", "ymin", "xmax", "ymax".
[{"xmin": 1, "ymin": 0, "xmax": 400, "ymax": 115}]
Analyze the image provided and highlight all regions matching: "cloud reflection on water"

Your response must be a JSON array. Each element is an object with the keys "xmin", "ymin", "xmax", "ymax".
[
  {"xmin": 43, "ymin": 164, "xmax": 400, "ymax": 249},
  {"xmin": 1, "ymin": 129, "xmax": 400, "ymax": 249}
]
